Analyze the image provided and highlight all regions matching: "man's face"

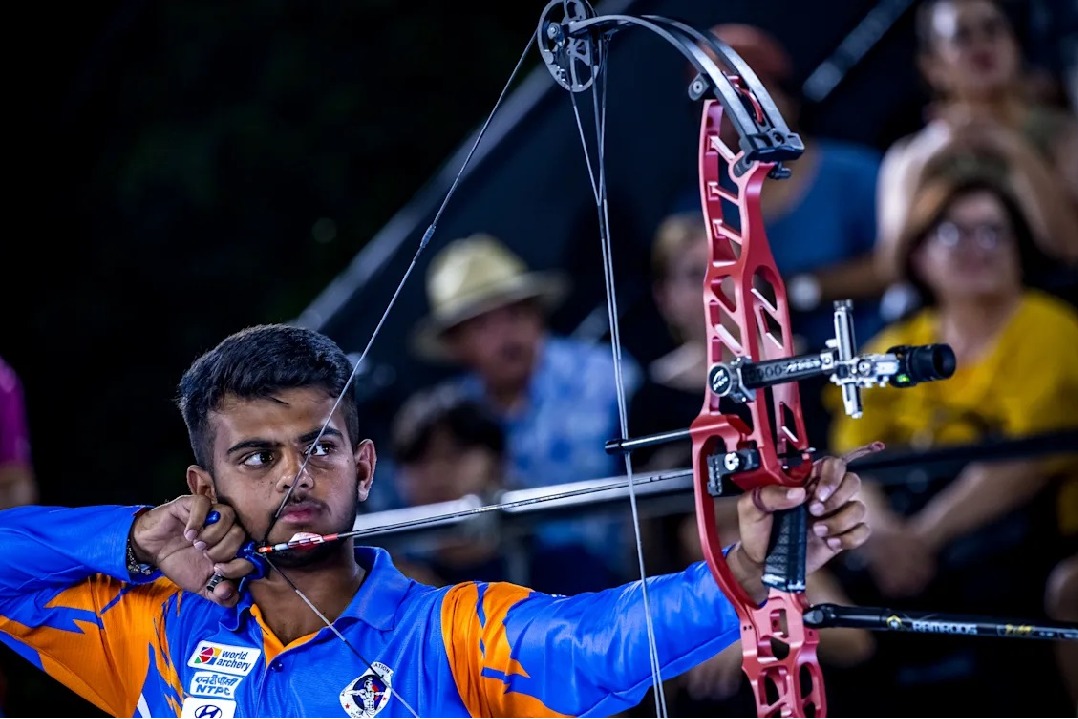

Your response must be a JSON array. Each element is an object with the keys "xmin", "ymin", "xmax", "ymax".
[
  {"xmin": 187, "ymin": 387, "xmax": 375, "ymax": 565},
  {"xmin": 444, "ymin": 300, "xmax": 544, "ymax": 393}
]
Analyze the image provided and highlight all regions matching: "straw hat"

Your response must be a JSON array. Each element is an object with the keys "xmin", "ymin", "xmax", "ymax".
[{"xmin": 412, "ymin": 234, "xmax": 568, "ymax": 360}]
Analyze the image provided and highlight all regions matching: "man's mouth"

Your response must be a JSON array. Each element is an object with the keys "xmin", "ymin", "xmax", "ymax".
[{"xmin": 279, "ymin": 502, "xmax": 323, "ymax": 524}]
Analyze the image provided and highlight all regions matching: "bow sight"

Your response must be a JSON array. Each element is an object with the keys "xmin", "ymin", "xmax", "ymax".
[
  {"xmin": 607, "ymin": 300, "xmax": 955, "ymax": 593},
  {"xmin": 708, "ymin": 300, "xmax": 957, "ymax": 418}
]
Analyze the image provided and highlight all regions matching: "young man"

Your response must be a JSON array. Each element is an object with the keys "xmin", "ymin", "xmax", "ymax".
[{"xmin": 0, "ymin": 323, "xmax": 869, "ymax": 718}]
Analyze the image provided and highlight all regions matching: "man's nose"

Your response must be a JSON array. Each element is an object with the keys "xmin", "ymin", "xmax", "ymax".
[{"xmin": 276, "ymin": 454, "xmax": 315, "ymax": 495}]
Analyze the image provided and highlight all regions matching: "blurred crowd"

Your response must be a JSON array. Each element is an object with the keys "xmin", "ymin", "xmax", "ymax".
[{"xmin": 2, "ymin": 0, "xmax": 1077, "ymax": 715}]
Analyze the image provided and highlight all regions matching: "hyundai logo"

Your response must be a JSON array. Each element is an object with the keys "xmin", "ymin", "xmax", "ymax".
[{"xmin": 194, "ymin": 705, "xmax": 223, "ymax": 718}]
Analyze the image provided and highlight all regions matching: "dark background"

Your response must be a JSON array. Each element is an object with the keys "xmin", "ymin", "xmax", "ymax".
[{"xmin": 1, "ymin": 1, "xmax": 1072, "ymax": 715}]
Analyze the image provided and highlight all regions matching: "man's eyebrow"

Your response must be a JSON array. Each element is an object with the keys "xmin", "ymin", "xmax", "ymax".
[
  {"xmin": 226, "ymin": 438, "xmax": 279, "ymax": 456},
  {"xmin": 299, "ymin": 426, "xmax": 344, "ymax": 445},
  {"xmin": 225, "ymin": 427, "xmax": 344, "ymax": 457}
]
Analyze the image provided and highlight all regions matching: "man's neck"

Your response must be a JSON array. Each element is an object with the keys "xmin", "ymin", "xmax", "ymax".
[{"xmin": 248, "ymin": 550, "xmax": 365, "ymax": 646}]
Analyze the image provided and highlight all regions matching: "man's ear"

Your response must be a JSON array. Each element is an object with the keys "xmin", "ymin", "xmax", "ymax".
[
  {"xmin": 186, "ymin": 465, "xmax": 217, "ymax": 500},
  {"xmin": 355, "ymin": 439, "xmax": 377, "ymax": 503}
]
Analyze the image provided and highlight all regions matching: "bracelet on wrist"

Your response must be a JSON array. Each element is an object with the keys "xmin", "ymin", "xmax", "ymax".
[{"xmin": 126, "ymin": 508, "xmax": 156, "ymax": 577}]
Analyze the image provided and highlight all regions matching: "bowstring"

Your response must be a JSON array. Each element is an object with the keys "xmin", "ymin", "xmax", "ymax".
[
  {"xmin": 252, "ymin": 30, "xmax": 538, "ymax": 719},
  {"xmin": 568, "ymin": 32, "xmax": 669, "ymax": 718}
]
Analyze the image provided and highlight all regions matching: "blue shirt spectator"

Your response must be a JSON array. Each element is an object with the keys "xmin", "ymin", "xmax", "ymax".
[{"xmin": 404, "ymin": 234, "xmax": 641, "ymax": 587}]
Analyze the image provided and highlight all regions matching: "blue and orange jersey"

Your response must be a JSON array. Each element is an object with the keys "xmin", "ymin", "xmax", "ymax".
[{"xmin": 0, "ymin": 505, "xmax": 742, "ymax": 717}]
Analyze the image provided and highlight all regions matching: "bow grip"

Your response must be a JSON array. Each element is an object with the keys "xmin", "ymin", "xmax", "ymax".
[{"xmin": 762, "ymin": 504, "xmax": 807, "ymax": 593}]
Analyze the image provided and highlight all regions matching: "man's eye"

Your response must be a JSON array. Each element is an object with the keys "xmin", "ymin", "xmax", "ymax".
[
  {"xmin": 242, "ymin": 451, "xmax": 275, "ymax": 468},
  {"xmin": 306, "ymin": 442, "xmax": 332, "ymax": 458}
]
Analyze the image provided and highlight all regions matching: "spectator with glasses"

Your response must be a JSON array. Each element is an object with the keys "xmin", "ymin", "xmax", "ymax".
[{"xmin": 829, "ymin": 170, "xmax": 1078, "ymax": 714}]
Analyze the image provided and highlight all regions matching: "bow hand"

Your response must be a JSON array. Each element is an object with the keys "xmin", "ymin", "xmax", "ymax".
[{"xmin": 733, "ymin": 454, "xmax": 869, "ymax": 602}]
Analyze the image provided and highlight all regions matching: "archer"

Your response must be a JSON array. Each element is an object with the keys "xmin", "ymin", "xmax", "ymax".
[{"xmin": 0, "ymin": 322, "xmax": 869, "ymax": 718}]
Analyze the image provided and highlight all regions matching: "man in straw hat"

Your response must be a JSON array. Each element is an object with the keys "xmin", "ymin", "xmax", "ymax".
[{"xmin": 411, "ymin": 233, "xmax": 641, "ymax": 591}]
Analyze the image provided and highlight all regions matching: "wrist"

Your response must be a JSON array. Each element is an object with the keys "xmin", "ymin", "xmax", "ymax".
[
  {"xmin": 128, "ymin": 508, "xmax": 156, "ymax": 566},
  {"xmin": 728, "ymin": 542, "xmax": 768, "ymax": 606}
]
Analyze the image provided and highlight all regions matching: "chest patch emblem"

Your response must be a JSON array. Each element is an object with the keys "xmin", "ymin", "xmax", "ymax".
[
  {"xmin": 186, "ymin": 641, "xmax": 262, "ymax": 677},
  {"xmin": 189, "ymin": 671, "xmax": 242, "ymax": 699},
  {"xmin": 340, "ymin": 662, "xmax": 395, "ymax": 718}
]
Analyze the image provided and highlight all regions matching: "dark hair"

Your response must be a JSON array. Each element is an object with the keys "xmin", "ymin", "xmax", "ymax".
[
  {"xmin": 391, "ymin": 385, "xmax": 504, "ymax": 465},
  {"xmin": 898, "ymin": 173, "xmax": 1047, "ymax": 306},
  {"xmin": 177, "ymin": 324, "xmax": 360, "ymax": 468}
]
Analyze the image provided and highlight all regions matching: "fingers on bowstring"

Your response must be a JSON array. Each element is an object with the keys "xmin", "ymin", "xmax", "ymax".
[
  {"xmin": 202, "ymin": 524, "xmax": 249, "ymax": 564},
  {"xmin": 186, "ymin": 504, "xmax": 236, "ymax": 549},
  {"xmin": 182, "ymin": 495, "xmax": 215, "ymax": 541}
]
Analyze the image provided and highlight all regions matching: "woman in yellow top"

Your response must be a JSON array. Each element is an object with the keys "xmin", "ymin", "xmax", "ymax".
[{"xmin": 830, "ymin": 170, "xmax": 1078, "ymax": 709}]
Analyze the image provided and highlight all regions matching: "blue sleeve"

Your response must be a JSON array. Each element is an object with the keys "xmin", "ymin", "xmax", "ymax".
[
  {"xmin": 441, "ymin": 559, "xmax": 742, "ymax": 717},
  {"xmin": 0, "ymin": 505, "xmax": 156, "ymax": 596}
]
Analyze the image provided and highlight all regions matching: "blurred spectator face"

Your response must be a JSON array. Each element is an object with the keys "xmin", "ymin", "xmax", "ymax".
[
  {"xmin": 398, "ymin": 426, "xmax": 500, "ymax": 506},
  {"xmin": 654, "ymin": 226, "xmax": 710, "ymax": 344},
  {"xmin": 921, "ymin": 0, "xmax": 1019, "ymax": 97},
  {"xmin": 911, "ymin": 189, "xmax": 1022, "ymax": 301},
  {"xmin": 444, "ymin": 300, "xmax": 544, "ymax": 392}
]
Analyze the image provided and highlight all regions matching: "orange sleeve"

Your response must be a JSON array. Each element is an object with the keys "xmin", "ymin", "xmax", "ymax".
[
  {"xmin": 440, "ymin": 582, "xmax": 570, "ymax": 718},
  {"xmin": 2, "ymin": 576, "xmax": 185, "ymax": 717}
]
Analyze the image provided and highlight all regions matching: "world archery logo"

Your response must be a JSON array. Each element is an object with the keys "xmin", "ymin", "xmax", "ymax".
[
  {"xmin": 186, "ymin": 641, "xmax": 262, "ymax": 677},
  {"xmin": 340, "ymin": 662, "xmax": 394, "ymax": 719}
]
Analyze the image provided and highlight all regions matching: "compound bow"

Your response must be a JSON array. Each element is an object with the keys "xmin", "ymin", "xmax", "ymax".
[{"xmin": 539, "ymin": 1, "xmax": 956, "ymax": 716}]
